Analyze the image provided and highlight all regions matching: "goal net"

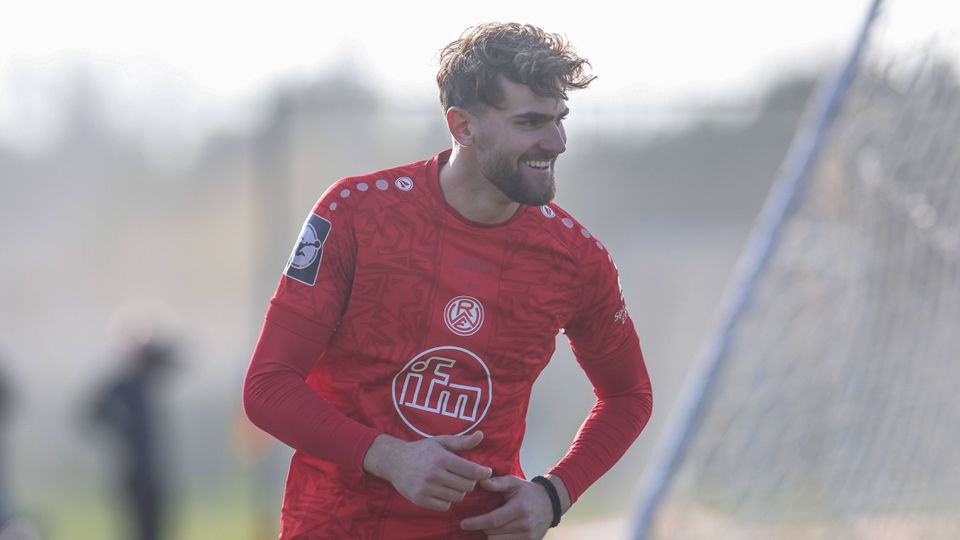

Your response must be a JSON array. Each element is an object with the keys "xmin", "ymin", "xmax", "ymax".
[{"xmin": 636, "ymin": 1, "xmax": 960, "ymax": 538}]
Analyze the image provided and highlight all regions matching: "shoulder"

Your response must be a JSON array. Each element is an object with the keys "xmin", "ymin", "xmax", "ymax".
[
  {"xmin": 529, "ymin": 201, "xmax": 617, "ymax": 269},
  {"xmin": 312, "ymin": 157, "xmax": 432, "ymax": 217}
]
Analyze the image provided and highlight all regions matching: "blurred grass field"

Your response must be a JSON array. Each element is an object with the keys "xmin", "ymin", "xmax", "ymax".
[
  {"xmin": 37, "ymin": 476, "xmax": 626, "ymax": 539},
  {"xmin": 33, "ymin": 475, "xmax": 276, "ymax": 540}
]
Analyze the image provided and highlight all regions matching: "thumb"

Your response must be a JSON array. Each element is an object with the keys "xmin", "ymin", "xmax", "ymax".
[
  {"xmin": 436, "ymin": 430, "xmax": 484, "ymax": 452},
  {"xmin": 478, "ymin": 475, "xmax": 519, "ymax": 493}
]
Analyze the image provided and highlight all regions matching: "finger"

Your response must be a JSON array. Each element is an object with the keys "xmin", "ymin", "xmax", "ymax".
[
  {"xmin": 442, "ymin": 454, "xmax": 492, "ymax": 481},
  {"xmin": 460, "ymin": 505, "xmax": 520, "ymax": 531},
  {"xmin": 419, "ymin": 496, "xmax": 453, "ymax": 512},
  {"xmin": 478, "ymin": 475, "xmax": 521, "ymax": 493},
  {"xmin": 435, "ymin": 430, "xmax": 484, "ymax": 452},
  {"xmin": 426, "ymin": 484, "xmax": 468, "ymax": 504},
  {"xmin": 436, "ymin": 471, "xmax": 478, "ymax": 493},
  {"xmin": 415, "ymin": 498, "xmax": 452, "ymax": 512}
]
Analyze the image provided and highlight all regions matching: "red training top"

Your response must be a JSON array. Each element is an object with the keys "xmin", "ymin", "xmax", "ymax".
[{"xmin": 244, "ymin": 149, "xmax": 652, "ymax": 539}]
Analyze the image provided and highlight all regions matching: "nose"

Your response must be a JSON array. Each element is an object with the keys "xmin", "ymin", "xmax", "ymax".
[{"xmin": 540, "ymin": 122, "xmax": 566, "ymax": 155}]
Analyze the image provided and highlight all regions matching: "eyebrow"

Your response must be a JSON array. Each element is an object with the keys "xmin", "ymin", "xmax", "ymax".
[{"xmin": 513, "ymin": 107, "xmax": 570, "ymax": 122}]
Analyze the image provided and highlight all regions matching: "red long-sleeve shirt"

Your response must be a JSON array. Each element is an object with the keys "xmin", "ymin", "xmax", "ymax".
[{"xmin": 243, "ymin": 150, "xmax": 652, "ymax": 539}]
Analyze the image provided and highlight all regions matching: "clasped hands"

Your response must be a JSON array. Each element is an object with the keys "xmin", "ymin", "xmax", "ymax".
[{"xmin": 363, "ymin": 431, "xmax": 556, "ymax": 539}]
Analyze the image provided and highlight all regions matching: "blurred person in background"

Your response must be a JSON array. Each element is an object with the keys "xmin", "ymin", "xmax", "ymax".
[
  {"xmin": 0, "ymin": 363, "xmax": 11, "ymax": 529},
  {"xmin": 243, "ymin": 22, "xmax": 652, "ymax": 539},
  {"xmin": 0, "ymin": 359, "xmax": 42, "ymax": 540},
  {"xmin": 89, "ymin": 337, "xmax": 176, "ymax": 540}
]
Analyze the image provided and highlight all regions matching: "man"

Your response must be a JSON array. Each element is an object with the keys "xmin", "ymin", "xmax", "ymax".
[
  {"xmin": 244, "ymin": 22, "xmax": 652, "ymax": 539},
  {"xmin": 91, "ymin": 338, "xmax": 176, "ymax": 540}
]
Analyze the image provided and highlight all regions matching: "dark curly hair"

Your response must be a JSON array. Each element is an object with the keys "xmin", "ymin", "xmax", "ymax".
[{"xmin": 437, "ymin": 23, "xmax": 596, "ymax": 112}]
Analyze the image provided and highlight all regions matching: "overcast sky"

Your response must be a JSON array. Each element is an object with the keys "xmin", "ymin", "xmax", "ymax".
[{"xmin": 2, "ymin": 0, "xmax": 951, "ymax": 156}]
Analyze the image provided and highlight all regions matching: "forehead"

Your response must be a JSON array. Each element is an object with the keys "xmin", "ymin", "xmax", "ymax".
[{"xmin": 494, "ymin": 77, "xmax": 567, "ymax": 115}]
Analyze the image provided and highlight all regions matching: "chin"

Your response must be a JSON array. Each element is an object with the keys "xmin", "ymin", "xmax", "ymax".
[
  {"xmin": 485, "ymin": 163, "xmax": 557, "ymax": 205},
  {"xmin": 513, "ymin": 183, "xmax": 556, "ymax": 206}
]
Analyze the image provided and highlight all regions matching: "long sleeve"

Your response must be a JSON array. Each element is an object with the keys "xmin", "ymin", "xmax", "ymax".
[
  {"xmin": 551, "ymin": 241, "xmax": 653, "ymax": 503},
  {"xmin": 242, "ymin": 185, "xmax": 379, "ymax": 471},
  {"xmin": 549, "ymin": 330, "xmax": 652, "ymax": 503},
  {"xmin": 242, "ymin": 313, "xmax": 379, "ymax": 471}
]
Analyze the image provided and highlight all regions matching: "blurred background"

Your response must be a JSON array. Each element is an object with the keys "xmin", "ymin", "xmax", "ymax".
[{"xmin": 1, "ymin": 1, "xmax": 953, "ymax": 538}]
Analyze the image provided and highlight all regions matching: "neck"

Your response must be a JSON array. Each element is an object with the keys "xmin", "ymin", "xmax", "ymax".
[{"xmin": 438, "ymin": 145, "xmax": 519, "ymax": 225}]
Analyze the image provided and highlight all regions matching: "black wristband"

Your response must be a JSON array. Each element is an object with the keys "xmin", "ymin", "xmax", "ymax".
[{"xmin": 531, "ymin": 475, "xmax": 562, "ymax": 528}]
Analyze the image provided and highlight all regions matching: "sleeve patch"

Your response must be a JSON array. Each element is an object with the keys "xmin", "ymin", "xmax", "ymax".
[{"xmin": 284, "ymin": 213, "xmax": 332, "ymax": 286}]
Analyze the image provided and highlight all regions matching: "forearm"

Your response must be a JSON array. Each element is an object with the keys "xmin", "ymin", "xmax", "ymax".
[
  {"xmin": 242, "ymin": 316, "xmax": 379, "ymax": 470},
  {"xmin": 553, "ymin": 332, "xmax": 653, "ymax": 503},
  {"xmin": 548, "ymin": 388, "xmax": 652, "ymax": 503}
]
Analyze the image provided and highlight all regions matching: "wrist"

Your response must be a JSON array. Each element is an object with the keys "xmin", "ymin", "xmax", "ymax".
[
  {"xmin": 531, "ymin": 475, "xmax": 562, "ymax": 528},
  {"xmin": 544, "ymin": 473, "xmax": 572, "ymax": 514},
  {"xmin": 361, "ymin": 433, "xmax": 399, "ymax": 479}
]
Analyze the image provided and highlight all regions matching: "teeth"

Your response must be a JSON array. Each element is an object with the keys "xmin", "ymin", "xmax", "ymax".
[{"xmin": 524, "ymin": 160, "xmax": 550, "ymax": 169}]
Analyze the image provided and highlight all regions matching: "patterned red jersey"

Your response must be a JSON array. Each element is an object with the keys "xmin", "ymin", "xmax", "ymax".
[{"xmin": 253, "ymin": 149, "xmax": 651, "ymax": 539}]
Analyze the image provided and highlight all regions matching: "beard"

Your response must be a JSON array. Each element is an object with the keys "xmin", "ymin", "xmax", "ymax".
[{"xmin": 476, "ymin": 143, "xmax": 557, "ymax": 206}]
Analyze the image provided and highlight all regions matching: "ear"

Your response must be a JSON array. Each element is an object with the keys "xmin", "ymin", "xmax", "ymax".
[{"xmin": 446, "ymin": 106, "xmax": 476, "ymax": 147}]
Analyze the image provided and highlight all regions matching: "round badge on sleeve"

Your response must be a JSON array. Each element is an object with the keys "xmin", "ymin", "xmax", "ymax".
[{"xmin": 395, "ymin": 177, "xmax": 414, "ymax": 191}]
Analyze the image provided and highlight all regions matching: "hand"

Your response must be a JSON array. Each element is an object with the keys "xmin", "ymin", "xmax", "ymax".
[
  {"xmin": 460, "ymin": 475, "xmax": 553, "ymax": 540},
  {"xmin": 363, "ymin": 431, "xmax": 492, "ymax": 511}
]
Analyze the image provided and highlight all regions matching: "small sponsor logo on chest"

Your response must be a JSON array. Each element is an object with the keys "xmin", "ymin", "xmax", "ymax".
[{"xmin": 454, "ymin": 258, "xmax": 493, "ymax": 274}]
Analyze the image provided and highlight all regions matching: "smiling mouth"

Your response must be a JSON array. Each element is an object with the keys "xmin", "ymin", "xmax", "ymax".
[{"xmin": 522, "ymin": 159, "xmax": 553, "ymax": 170}]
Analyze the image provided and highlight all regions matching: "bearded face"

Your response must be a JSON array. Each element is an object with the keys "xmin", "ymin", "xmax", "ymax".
[
  {"xmin": 474, "ymin": 133, "xmax": 559, "ymax": 206},
  {"xmin": 469, "ymin": 78, "xmax": 568, "ymax": 206}
]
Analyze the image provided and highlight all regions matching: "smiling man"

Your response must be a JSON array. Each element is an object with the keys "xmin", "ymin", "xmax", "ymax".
[{"xmin": 243, "ymin": 23, "xmax": 653, "ymax": 539}]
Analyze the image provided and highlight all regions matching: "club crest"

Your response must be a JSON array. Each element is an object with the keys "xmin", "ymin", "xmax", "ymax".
[{"xmin": 444, "ymin": 296, "xmax": 484, "ymax": 337}]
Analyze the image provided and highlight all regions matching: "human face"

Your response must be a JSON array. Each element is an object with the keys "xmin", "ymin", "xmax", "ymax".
[{"xmin": 471, "ymin": 78, "xmax": 568, "ymax": 206}]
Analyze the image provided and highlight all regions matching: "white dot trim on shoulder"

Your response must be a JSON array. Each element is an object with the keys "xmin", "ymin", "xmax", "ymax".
[
  {"xmin": 596, "ymin": 241, "xmax": 604, "ymax": 250},
  {"xmin": 340, "ymin": 189, "xmax": 351, "ymax": 198},
  {"xmin": 561, "ymin": 218, "xmax": 574, "ymax": 229},
  {"xmin": 330, "ymin": 202, "xmax": 338, "ymax": 211},
  {"xmin": 540, "ymin": 205, "xmax": 556, "ymax": 218},
  {"xmin": 580, "ymin": 229, "xmax": 591, "ymax": 239},
  {"xmin": 376, "ymin": 179, "xmax": 389, "ymax": 191},
  {"xmin": 357, "ymin": 182, "xmax": 369, "ymax": 192}
]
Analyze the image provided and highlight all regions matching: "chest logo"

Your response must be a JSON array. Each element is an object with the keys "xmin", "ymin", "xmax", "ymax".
[
  {"xmin": 444, "ymin": 296, "xmax": 485, "ymax": 336},
  {"xmin": 392, "ymin": 346, "xmax": 492, "ymax": 437}
]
